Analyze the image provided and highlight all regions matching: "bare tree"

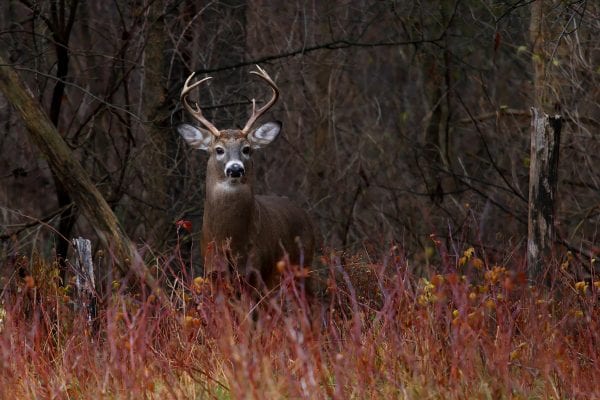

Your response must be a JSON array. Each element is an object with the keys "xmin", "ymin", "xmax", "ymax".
[{"xmin": 1, "ymin": 0, "xmax": 598, "ymax": 279}]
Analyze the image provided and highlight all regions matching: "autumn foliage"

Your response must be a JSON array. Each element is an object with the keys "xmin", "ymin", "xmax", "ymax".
[{"xmin": 0, "ymin": 241, "xmax": 597, "ymax": 399}]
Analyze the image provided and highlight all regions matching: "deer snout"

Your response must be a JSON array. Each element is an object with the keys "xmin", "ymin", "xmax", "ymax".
[{"xmin": 225, "ymin": 162, "xmax": 245, "ymax": 178}]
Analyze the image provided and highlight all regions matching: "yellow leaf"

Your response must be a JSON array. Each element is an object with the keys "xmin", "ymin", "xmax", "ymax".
[
  {"xmin": 464, "ymin": 247, "xmax": 475, "ymax": 259},
  {"xmin": 575, "ymin": 281, "xmax": 588, "ymax": 294}
]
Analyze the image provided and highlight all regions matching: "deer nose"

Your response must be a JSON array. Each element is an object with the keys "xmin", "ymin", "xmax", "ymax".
[{"xmin": 226, "ymin": 163, "xmax": 245, "ymax": 178}]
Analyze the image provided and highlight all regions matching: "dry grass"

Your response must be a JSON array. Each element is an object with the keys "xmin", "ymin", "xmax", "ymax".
[{"xmin": 0, "ymin": 243, "xmax": 598, "ymax": 399}]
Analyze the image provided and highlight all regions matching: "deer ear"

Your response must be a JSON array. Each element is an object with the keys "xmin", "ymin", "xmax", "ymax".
[
  {"xmin": 177, "ymin": 123, "xmax": 212, "ymax": 151},
  {"xmin": 248, "ymin": 121, "xmax": 281, "ymax": 149}
]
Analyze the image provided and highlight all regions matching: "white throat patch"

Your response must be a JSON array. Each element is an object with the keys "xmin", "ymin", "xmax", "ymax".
[{"xmin": 214, "ymin": 180, "xmax": 242, "ymax": 194}]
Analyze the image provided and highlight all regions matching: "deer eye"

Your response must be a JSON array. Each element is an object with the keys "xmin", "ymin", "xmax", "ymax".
[
  {"xmin": 215, "ymin": 147, "xmax": 225, "ymax": 155},
  {"xmin": 242, "ymin": 146, "xmax": 251, "ymax": 156}
]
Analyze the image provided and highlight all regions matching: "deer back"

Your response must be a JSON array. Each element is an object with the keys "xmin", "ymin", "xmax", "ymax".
[{"xmin": 251, "ymin": 195, "xmax": 316, "ymax": 287}]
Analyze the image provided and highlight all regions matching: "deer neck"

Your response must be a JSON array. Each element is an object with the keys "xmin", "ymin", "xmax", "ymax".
[{"xmin": 203, "ymin": 163, "xmax": 256, "ymax": 248}]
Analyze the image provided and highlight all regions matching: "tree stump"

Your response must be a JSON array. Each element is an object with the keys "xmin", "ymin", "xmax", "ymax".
[
  {"xmin": 72, "ymin": 237, "xmax": 97, "ymax": 332},
  {"xmin": 527, "ymin": 108, "xmax": 562, "ymax": 283}
]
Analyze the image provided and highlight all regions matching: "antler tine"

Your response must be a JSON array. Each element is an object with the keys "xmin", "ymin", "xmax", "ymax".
[
  {"xmin": 180, "ymin": 72, "xmax": 221, "ymax": 137},
  {"xmin": 242, "ymin": 65, "xmax": 280, "ymax": 135}
]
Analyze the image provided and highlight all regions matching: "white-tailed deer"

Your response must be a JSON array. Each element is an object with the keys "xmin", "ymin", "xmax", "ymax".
[{"xmin": 177, "ymin": 66, "xmax": 316, "ymax": 290}]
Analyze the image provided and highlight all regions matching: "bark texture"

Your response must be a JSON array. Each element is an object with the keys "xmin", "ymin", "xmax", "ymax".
[
  {"xmin": 0, "ymin": 55, "xmax": 140, "ymax": 277},
  {"xmin": 527, "ymin": 108, "xmax": 562, "ymax": 282}
]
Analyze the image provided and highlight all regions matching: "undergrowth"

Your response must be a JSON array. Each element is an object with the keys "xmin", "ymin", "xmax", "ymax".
[{"xmin": 0, "ymin": 243, "xmax": 598, "ymax": 399}]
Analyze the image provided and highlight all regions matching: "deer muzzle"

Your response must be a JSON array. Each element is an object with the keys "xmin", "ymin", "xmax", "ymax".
[{"xmin": 225, "ymin": 162, "xmax": 245, "ymax": 178}]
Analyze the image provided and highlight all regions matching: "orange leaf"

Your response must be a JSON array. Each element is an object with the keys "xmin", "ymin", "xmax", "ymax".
[{"xmin": 176, "ymin": 219, "xmax": 192, "ymax": 232}]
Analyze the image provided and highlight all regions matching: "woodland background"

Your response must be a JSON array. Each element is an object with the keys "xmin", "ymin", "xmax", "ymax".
[{"xmin": 1, "ymin": 0, "xmax": 599, "ymax": 275}]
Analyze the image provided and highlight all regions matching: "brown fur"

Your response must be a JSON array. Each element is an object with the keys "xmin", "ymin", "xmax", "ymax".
[
  {"xmin": 186, "ymin": 129, "xmax": 316, "ymax": 290},
  {"xmin": 178, "ymin": 68, "xmax": 317, "ymax": 291}
]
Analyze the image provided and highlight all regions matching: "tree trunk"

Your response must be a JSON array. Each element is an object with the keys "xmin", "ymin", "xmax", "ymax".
[
  {"xmin": 527, "ymin": 108, "xmax": 562, "ymax": 282},
  {"xmin": 46, "ymin": 0, "xmax": 80, "ymax": 278},
  {"xmin": 527, "ymin": 1, "xmax": 568, "ymax": 283},
  {"xmin": 0, "ymin": 55, "xmax": 155, "ymax": 289},
  {"xmin": 529, "ymin": 0, "xmax": 546, "ymax": 109},
  {"xmin": 140, "ymin": 2, "xmax": 171, "ymax": 247}
]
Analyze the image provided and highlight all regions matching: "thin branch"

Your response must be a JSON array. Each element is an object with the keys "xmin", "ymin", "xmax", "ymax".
[
  {"xmin": 2, "ymin": 64, "xmax": 145, "ymax": 121},
  {"xmin": 0, "ymin": 205, "xmax": 71, "ymax": 241},
  {"xmin": 454, "ymin": 108, "xmax": 600, "ymax": 127},
  {"xmin": 193, "ymin": 37, "xmax": 444, "ymax": 75},
  {"xmin": 456, "ymin": 93, "xmax": 527, "ymax": 202}
]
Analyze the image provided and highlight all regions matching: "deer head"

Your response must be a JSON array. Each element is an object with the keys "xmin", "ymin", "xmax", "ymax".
[{"xmin": 177, "ymin": 65, "xmax": 281, "ymax": 156}]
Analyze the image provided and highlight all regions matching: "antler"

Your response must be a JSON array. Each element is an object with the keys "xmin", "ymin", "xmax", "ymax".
[
  {"xmin": 180, "ymin": 72, "xmax": 221, "ymax": 137},
  {"xmin": 241, "ymin": 65, "xmax": 280, "ymax": 135}
]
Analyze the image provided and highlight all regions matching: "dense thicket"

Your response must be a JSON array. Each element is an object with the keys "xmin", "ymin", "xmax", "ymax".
[{"xmin": 1, "ymin": 1, "xmax": 598, "ymax": 274}]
